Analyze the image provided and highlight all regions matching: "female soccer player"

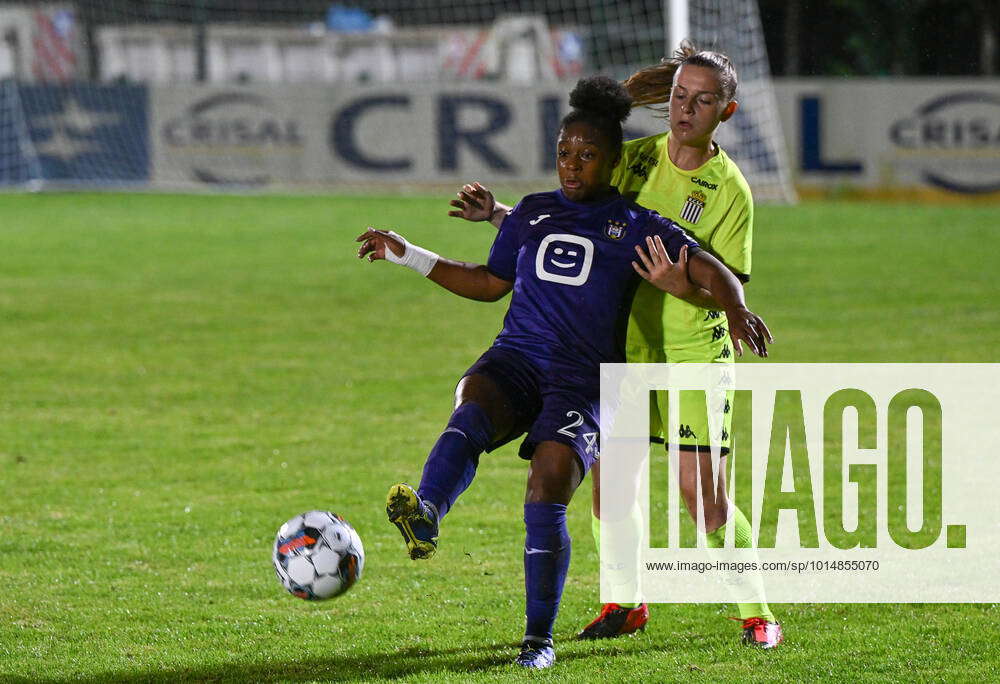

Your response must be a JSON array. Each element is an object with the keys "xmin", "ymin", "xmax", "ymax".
[
  {"xmin": 448, "ymin": 43, "xmax": 782, "ymax": 648},
  {"xmin": 357, "ymin": 76, "xmax": 771, "ymax": 669}
]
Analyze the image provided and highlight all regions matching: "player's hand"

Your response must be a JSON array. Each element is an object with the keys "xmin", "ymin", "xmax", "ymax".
[
  {"xmin": 632, "ymin": 238, "xmax": 697, "ymax": 298},
  {"xmin": 725, "ymin": 306, "xmax": 773, "ymax": 358},
  {"xmin": 356, "ymin": 227, "xmax": 405, "ymax": 262},
  {"xmin": 448, "ymin": 182, "xmax": 496, "ymax": 222}
]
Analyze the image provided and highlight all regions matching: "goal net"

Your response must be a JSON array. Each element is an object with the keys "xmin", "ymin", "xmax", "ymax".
[
  {"xmin": 0, "ymin": 0, "xmax": 794, "ymax": 201},
  {"xmin": 686, "ymin": 0, "xmax": 796, "ymax": 202}
]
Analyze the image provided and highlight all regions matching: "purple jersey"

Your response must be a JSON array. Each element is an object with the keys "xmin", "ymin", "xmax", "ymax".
[{"xmin": 486, "ymin": 189, "xmax": 701, "ymax": 386}]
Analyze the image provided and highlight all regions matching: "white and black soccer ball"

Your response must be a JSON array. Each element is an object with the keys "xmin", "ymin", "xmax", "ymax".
[{"xmin": 272, "ymin": 510, "xmax": 365, "ymax": 600}]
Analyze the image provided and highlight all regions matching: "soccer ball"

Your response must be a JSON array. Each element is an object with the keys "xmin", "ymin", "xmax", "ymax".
[{"xmin": 272, "ymin": 510, "xmax": 365, "ymax": 600}]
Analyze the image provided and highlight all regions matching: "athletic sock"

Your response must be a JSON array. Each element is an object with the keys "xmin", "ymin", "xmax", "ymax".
[
  {"xmin": 591, "ymin": 510, "xmax": 639, "ymax": 609},
  {"xmin": 523, "ymin": 502, "xmax": 571, "ymax": 643},
  {"xmin": 704, "ymin": 506, "xmax": 775, "ymax": 622},
  {"xmin": 417, "ymin": 402, "xmax": 492, "ymax": 519}
]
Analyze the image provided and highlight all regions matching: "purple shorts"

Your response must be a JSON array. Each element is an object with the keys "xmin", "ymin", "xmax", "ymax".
[{"xmin": 462, "ymin": 346, "xmax": 600, "ymax": 473}]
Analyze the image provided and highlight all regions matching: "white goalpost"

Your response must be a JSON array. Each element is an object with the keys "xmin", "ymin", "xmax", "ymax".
[
  {"xmin": 663, "ymin": 0, "xmax": 796, "ymax": 203},
  {"xmin": 669, "ymin": 0, "xmax": 690, "ymax": 58}
]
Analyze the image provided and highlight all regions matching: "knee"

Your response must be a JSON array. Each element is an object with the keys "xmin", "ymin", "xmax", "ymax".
[
  {"xmin": 525, "ymin": 448, "xmax": 580, "ymax": 504},
  {"xmin": 526, "ymin": 469, "xmax": 570, "ymax": 504},
  {"xmin": 447, "ymin": 402, "xmax": 495, "ymax": 453},
  {"xmin": 454, "ymin": 375, "xmax": 513, "ymax": 440}
]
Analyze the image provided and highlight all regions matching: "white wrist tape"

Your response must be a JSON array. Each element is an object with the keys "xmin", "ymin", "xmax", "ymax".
[{"xmin": 384, "ymin": 231, "xmax": 439, "ymax": 277}]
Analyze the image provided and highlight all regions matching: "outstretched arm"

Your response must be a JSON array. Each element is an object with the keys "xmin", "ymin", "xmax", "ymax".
[
  {"xmin": 680, "ymin": 287, "xmax": 722, "ymax": 310},
  {"xmin": 687, "ymin": 250, "xmax": 771, "ymax": 357},
  {"xmin": 356, "ymin": 228, "xmax": 512, "ymax": 302},
  {"xmin": 633, "ymin": 236, "xmax": 773, "ymax": 357},
  {"xmin": 448, "ymin": 182, "xmax": 510, "ymax": 230}
]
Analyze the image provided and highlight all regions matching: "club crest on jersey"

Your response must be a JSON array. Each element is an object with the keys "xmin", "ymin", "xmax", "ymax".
[
  {"xmin": 604, "ymin": 219, "xmax": 627, "ymax": 240},
  {"xmin": 680, "ymin": 190, "xmax": 706, "ymax": 224}
]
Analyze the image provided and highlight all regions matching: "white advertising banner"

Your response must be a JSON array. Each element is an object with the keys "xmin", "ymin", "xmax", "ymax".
[
  {"xmin": 150, "ymin": 86, "xmax": 330, "ymax": 186},
  {"xmin": 150, "ymin": 83, "xmax": 662, "ymax": 189},
  {"xmin": 774, "ymin": 79, "xmax": 1000, "ymax": 195},
  {"xmin": 149, "ymin": 79, "xmax": 1000, "ymax": 196}
]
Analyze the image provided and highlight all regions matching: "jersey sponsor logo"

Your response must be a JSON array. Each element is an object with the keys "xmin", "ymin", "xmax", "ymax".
[
  {"xmin": 529, "ymin": 213, "xmax": 551, "ymax": 225},
  {"xmin": 691, "ymin": 176, "xmax": 718, "ymax": 190},
  {"xmin": 604, "ymin": 219, "xmax": 627, "ymax": 240},
  {"xmin": 678, "ymin": 424, "xmax": 697, "ymax": 439},
  {"xmin": 711, "ymin": 324, "xmax": 727, "ymax": 341},
  {"xmin": 535, "ymin": 234, "xmax": 594, "ymax": 286},
  {"xmin": 680, "ymin": 190, "xmax": 706, "ymax": 224}
]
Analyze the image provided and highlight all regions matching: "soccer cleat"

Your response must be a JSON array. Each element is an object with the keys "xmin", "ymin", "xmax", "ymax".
[
  {"xmin": 738, "ymin": 617, "xmax": 784, "ymax": 649},
  {"xmin": 385, "ymin": 483, "xmax": 439, "ymax": 560},
  {"xmin": 575, "ymin": 603, "xmax": 649, "ymax": 640},
  {"xmin": 514, "ymin": 639, "xmax": 555, "ymax": 669}
]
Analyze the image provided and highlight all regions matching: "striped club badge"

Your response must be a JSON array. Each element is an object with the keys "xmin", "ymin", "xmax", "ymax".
[{"xmin": 680, "ymin": 190, "xmax": 706, "ymax": 224}]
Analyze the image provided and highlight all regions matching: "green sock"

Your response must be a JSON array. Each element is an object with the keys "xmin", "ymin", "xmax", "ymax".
[
  {"xmin": 591, "ymin": 510, "xmax": 637, "ymax": 609},
  {"xmin": 704, "ymin": 507, "xmax": 775, "ymax": 622}
]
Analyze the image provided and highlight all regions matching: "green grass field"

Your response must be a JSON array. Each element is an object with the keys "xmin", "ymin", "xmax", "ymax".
[{"xmin": 1, "ymin": 193, "xmax": 998, "ymax": 682}]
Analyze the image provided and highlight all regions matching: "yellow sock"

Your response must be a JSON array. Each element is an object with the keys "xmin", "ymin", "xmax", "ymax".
[
  {"xmin": 704, "ymin": 507, "xmax": 775, "ymax": 622},
  {"xmin": 592, "ymin": 510, "xmax": 638, "ymax": 609}
]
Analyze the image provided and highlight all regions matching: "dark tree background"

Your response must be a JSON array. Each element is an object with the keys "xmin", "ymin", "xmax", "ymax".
[{"xmin": 760, "ymin": 0, "xmax": 998, "ymax": 76}]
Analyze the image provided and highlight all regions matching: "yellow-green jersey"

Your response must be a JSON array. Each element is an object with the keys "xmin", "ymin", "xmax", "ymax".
[{"xmin": 613, "ymin": 130, "xmax": 753, "ymax": 363}]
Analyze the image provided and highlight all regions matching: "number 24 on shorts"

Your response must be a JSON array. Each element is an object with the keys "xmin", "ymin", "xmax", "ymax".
[{"xmin": 558, "ymin": 410, "xmax": 599, "ymax": 456}]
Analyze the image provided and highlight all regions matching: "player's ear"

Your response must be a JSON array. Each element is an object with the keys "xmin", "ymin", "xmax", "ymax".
[{"xmin": 720, "ymin": 99, "xmax": 738, "ymax": 122}]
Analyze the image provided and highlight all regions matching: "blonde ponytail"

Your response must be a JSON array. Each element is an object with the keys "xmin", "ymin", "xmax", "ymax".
[{"xmin": 623, "ymin": 40, "xmax": 738, "ymax": 111}]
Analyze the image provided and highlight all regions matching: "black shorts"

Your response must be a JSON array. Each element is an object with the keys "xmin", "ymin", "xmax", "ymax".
[{"xmin": 462, "ymin": 346, "xmax": 600, "ymax": 473}]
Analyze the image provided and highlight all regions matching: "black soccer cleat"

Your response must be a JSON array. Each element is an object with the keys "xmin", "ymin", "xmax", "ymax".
[
  {"xmin": 385, "ymin": 483, "xmax": 439, "ymax": 560},
  {"xmin": 576, "ymin": 603, "xmax": 649, "ymax": 639}
]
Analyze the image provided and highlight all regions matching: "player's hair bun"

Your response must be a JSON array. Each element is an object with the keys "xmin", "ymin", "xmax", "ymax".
[{"xmin": 568, "ymin": 76, "xmax": 633, "ymax": 124}]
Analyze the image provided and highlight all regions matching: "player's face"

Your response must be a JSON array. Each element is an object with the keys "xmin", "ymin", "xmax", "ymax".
[
  {"xmin": 556, "ymin": 121, "xmax": 619, "ymax": 203},
  {"xmin": 669, "ymin": 64, "xmax": 735, "ymax": 146}
]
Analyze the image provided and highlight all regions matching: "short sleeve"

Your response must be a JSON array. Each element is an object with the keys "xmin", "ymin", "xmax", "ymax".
[
  {"xmin": 710, "ymin": 188, "xmax": 753, "ymax": 278},
  {"xmin": 611, "ymin": 139, "xmax": 644, "ymax": 199},
  {"xmin": 485, "ymin": 202, "xmax": 523, "ymax": 282},
  {"xmin": 648, "ymin": 213, "xmax": 703, "ymax": 261}
]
